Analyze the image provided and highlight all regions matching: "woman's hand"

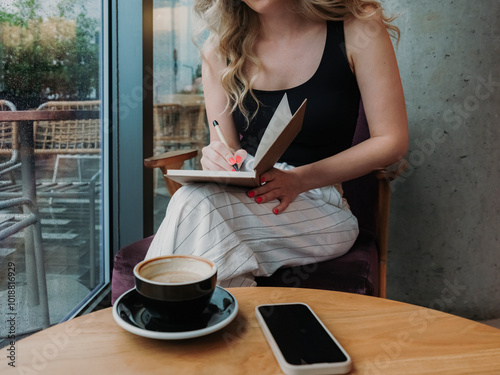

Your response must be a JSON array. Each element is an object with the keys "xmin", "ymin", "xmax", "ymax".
[
  {"xmin": 201, "ymin": 141, "xmax": 247, "ymax": 171},
  {"xmin": 247, "ymin": 168, "xmax": 303, "ymax": 214}
]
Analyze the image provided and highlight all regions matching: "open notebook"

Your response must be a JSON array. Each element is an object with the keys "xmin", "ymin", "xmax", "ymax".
[{"xmin": 165, "ymin": 94, "xmax": 307, "ymax": 187}]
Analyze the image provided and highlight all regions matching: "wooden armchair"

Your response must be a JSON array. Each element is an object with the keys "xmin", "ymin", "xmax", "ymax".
[
  {"xmin": 111, "ymin": 103, "xmax": 405, "ymax": 302},
  {"xmin": 142, "ymin": 151, "xmax": 404, "ymax": 298}
]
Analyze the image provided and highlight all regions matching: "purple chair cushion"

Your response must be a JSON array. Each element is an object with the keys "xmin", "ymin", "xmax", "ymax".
[
  {"xmin": 111, "ymin": 101, "xmax": 380, "ymax": 303},
  {"xmin": 112, "ymin": 235, "xmax": 154, "ymax": 304},
  {"xmin": 254, "ymin": 233, "xmax": 378, "ymax": 295}
]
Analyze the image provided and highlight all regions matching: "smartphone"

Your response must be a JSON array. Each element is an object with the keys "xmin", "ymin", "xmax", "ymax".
[{"xmin": 255, "ymin": 303, "xmax": 351, "ymax": 375}]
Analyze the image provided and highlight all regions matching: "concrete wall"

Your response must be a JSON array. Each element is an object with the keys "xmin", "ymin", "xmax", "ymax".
[{"xmin": 382, "ymin": 0, "xmax": 500, "ymax": 320}]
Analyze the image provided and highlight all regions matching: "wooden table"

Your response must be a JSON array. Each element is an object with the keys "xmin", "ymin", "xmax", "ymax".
[{"xmin": 2, "ymin": 287, "xmax": 500, "ymax": 374}]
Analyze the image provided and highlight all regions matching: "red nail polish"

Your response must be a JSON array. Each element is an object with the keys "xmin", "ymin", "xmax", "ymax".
[
  {"xmin": 229, "ymin": 157, "xmax": 236, "ymax": 165},
  {"xmin": 256, "ymin": 197, "xmax": 263, "ymax": 203},
  {"xmin": 273, "ymin": 208, "xmax": 279, "ymax": 215},
  {"xmin": 260, "ymin": 177, "xmax": 266, "ymax": 184},
  {"xmin": 248, "ymin": 191, "xmax": 255, "ymax": 198},
  {"xmin": 236, "ymin": 155, "xmax": 242, "ymax": 164}
]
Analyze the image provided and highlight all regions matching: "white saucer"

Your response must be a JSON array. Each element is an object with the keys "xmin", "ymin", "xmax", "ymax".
[{"xmin": 112, "ymin": 286, "xmax": 238, "ymax": 340}]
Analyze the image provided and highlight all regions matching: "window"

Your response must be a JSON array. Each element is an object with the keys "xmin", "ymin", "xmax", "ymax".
[
  {"xmin": 0, "ymin": 0, "xmax": 108, "ymax": 337},
  {"xmin": 152, "ymin": 0, "xmax": 208, "ymax": 230}
]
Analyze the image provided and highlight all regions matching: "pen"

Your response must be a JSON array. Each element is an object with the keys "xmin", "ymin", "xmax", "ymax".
[{"xmin": 212, "ymin": 120, "xmax": 239, "ymax": 171}]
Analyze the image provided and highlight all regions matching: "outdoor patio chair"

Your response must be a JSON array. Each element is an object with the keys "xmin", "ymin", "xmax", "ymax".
[
  {"xmin": 0, "ymin": 99, "xmax": 50, "ymax": 330},
  {"xmin": 152, "ymin": 103, "xmax": 208, "ymax": 192},
  {"xmin": 153, "ymin": 103, "xmax": 188, "ymax": 151},
  {"xmin": 34, "ymin": 100, "xmax": 101, "ymax": 183},
  {"xmin": 0, "ymin": 101, "xmax": 101, "ymax": 288},
  {"xmin": 34, "ymin": 101, "xmax": 101, "ymax": 286},
  {"xmin": 111, "ymin": 101, "xmax": 406, "ymax": 303},
  {"xmin": 0, "ymin": 100, "xmax": 20, "ymax": 183},
  {"xmin": 182, "ymin": 101, "xmax": 208, "ymax": 162}
]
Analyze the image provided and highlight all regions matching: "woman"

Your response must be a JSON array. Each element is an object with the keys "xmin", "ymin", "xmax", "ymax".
[{"xmin": 146, "ymin": 0, "xmax": 408, "ymax": 287}]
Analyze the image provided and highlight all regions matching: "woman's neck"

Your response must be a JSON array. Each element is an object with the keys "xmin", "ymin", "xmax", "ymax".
[{"xmin": 258, "ymin": 11, "xmax": 313, "ymax": 42}]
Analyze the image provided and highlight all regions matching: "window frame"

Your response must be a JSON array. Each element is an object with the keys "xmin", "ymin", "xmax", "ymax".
[{"xmin": 112, "ymin": 0, "xmax": 154, "ymax": 256}]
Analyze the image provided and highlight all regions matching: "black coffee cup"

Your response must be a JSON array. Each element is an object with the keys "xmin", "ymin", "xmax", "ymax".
[{"xmin": 134, "ymin": 255, "xmax": 217, "ymax": 318}]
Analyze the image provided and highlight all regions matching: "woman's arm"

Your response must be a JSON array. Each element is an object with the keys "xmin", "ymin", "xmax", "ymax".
[
  {"xmin": 200, "ymin": 48, "xmax": 247, "ymax": 171},
  {"xmin": 251, "ymin": 14, "xmax": 408, "ymax": 214}
]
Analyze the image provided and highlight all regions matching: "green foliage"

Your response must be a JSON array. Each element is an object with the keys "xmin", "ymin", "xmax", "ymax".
[
  {"xmin": 15, "ymin": 0, "xmax": 42, "ymax": 23},
  {"xmin": 0, "ymin": 0, "xmax": 99, "ymax": 110},
  {"xmin": 0, "ymin": 11, "xmax": 24, "ymax": 26}
]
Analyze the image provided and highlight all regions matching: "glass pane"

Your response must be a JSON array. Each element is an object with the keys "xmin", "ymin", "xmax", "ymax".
[
  {"xmin": 153, "ymin": 0, "xmax": 208, "ymax": 230},
  {"xmin": 0, "ymin": 0, "xmax": 105, "ymax": 337}
]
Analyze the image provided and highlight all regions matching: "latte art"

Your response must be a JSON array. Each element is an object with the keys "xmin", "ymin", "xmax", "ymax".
[{"xmin": 149, "ymin": 270, "xmax": 202, "ymax": 283}]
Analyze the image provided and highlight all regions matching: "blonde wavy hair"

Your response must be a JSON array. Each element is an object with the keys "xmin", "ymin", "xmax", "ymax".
[{"xmin": 194, "ymin": 0, "xmax": 399, "ymax": 124}]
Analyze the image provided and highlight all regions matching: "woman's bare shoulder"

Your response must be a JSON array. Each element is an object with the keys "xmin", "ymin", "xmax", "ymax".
[
  {"xmin": 344, "ymin": 8, "xmax": 387, "ymax": 43},
  {"xmin": 344, "ymin": 10, "xmax": 392, "ymax": 69},
  {"xmin": 202, "ymin": 46, "xmax": 226, "ymax": 74}
]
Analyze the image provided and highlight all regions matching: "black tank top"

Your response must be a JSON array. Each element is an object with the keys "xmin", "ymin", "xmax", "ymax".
[{"xmin": 233, "ymin": 21, "xmax": 360, "ymax": 167}]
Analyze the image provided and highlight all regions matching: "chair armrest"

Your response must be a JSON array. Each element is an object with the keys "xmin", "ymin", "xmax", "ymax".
[
  {"xmin": 373, "ymin": 158, "xmax": 408, "ymax": 298},
  {"xmin": 375, "ymin": 158, "xmax": 408, "ymax": 182},
  {"xmin": 144, "ymin": 149, "xmax": 198, "ymax": 170},
  {"xmin": 143, "ymin": 149, "xmax": 198, "ymax": 196}
]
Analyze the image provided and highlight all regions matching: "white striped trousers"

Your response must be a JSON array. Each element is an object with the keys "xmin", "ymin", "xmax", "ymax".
[{"xmin": 145, "ymin": 179, "xmax": 359, "ymax": 287}]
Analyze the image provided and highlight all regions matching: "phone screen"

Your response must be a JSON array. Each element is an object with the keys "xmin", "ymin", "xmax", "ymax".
[{"xmin": 257, "ymin": 304, "xmax": 348, "ymax": 365}]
